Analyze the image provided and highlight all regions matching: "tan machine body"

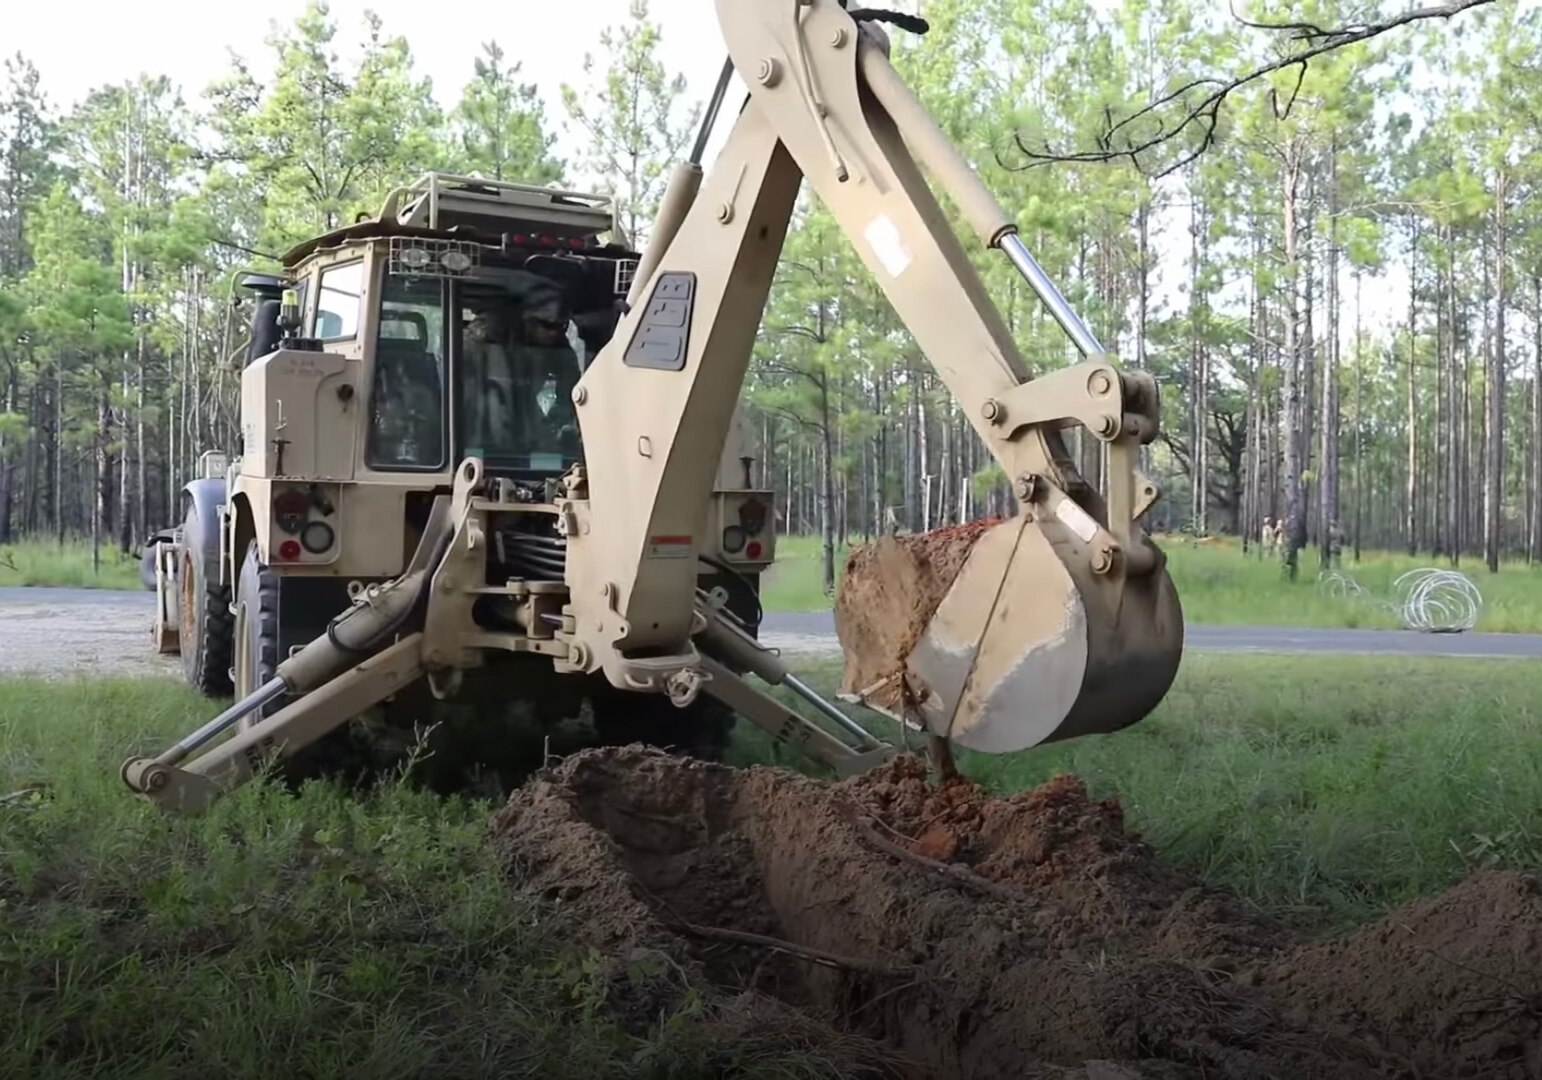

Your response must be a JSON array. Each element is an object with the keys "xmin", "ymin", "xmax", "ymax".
[{"xmin": 125, "ymin": 0, "xmax": 1182, "ymax": 814}]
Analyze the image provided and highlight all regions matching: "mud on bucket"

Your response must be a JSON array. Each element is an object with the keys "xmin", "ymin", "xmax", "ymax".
[{"xmin": 834, "ymin": 514, "xmax": 1183, "ymax": 753}]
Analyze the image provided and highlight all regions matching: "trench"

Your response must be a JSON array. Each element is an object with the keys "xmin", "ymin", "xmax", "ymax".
[{"xmin": 491, "ymin": 748, "xmax": 1542, "ymax": 1080}]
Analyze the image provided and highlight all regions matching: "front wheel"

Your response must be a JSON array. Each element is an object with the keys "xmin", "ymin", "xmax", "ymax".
[{"xmin": 179, "ymin": 506, "xmax": 232, "ymax": 697}]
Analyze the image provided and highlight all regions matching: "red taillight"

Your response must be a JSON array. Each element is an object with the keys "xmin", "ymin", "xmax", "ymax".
[
  {"xmin": 745, "ymin": 541, "xmax": 763, "ymax": 561},
  {"xmin": 739, "ymin": 498, "xmax": 768, "ymax": 536},
  {"xmin": 278, "ymin": 539, "xmax": 302, "ymax": 562}
]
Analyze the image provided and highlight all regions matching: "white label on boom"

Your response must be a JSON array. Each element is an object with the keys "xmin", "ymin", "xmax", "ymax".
[
  {"xmin": 1054, "ymin": 497, "xmax": 1100, "ymax": 543},
  {"xmin": 864, "ymin": 214, "xmax": 912, "ymax": 278}
]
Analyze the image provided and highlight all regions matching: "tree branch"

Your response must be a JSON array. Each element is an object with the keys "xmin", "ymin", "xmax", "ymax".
[{"xmin": 1008, "ymin": 0, "xmax": 1496, "ymax": 178}]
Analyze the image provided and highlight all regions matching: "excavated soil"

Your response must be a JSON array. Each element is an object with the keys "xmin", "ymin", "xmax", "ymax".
[
  {"xmin": 835, "ymin": 521, "xmax": 1000, "ymax": 712},
  {"xmin": 490, "ymin": 747, "xmax": 1542, "ymax": 1079}
]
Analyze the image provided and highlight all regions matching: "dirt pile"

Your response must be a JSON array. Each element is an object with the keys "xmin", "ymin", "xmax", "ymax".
[
  {"xmin": 490, "ymin": 748, "xmax": 1542, "ymax": 1080},
  {"xmin": 1270, "ymin": 872, "xmax": 1542, "ymax": 1076},
  {"xmin": 835, "ymin": 520, "xmax": 1000, "ymax": 711}
]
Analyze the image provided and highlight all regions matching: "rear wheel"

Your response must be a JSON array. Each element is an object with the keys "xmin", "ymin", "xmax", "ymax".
[{"xmin": 179, "ymin": 506, "xmax": 233, "ymax": 697}]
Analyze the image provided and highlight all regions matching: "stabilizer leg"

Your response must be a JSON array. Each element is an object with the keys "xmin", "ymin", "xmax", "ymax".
[
  {"xmin": 698, "ymin": 657, "xmax": 892, "ymax": 777},
  {"xmin": 123, "ymin": 635, "xmax": 427, "ymax": 815}
]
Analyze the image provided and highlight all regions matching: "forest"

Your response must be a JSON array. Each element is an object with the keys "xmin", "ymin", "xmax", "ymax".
[{"xmin": 0, "ymin": 0, "xmax": 1536, "ymax": 595}]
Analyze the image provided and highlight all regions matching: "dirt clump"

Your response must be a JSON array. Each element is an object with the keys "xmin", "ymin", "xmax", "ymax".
[
  {"xmin": 495, "ymin": 748, "xmax": 1542, "ymax": 1078},
  {"xmin": 835, "ymin": 520, "xmax": 1000, "ymax": 711},
  {"xmin": 1270, "ymin": 871, "xmax": 1542, "ymax": 1077}
]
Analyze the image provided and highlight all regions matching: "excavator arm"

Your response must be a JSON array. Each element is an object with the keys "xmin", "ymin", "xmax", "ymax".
[{"xmin": 560, "ymin": 0, "xmax": 1182, "ymax": 753}]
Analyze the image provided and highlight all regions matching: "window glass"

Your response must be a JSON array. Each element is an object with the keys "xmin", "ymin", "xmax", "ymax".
[
  {"xmin": 367, "ymin": 276, "xmax": 447, "ymax": 470},
  {"xmin": 458, "ymin": 272, "xmax": 584, "ymax": 472},
  {"xmin": 315, "ymin": 261, "xmax": 364, "ymax": 340}
]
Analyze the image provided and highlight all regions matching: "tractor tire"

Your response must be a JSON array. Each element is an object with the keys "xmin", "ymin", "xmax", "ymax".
[
  {"xmin": 234, "ymin": 541, "xmax": 372, "ymax": 787},
  {"xmin": 589, "ymin": 683, "xmax": 734, "ymax": 762},
  {"xmin": 232, "ymin": 540, "xmax": 281, "ymax": 708},
  {"xmin": 179, "ymin": 505, "xmax": 233, "ymax": 698}
]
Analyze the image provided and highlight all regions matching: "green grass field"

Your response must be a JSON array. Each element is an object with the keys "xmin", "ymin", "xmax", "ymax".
[
  {"xmin": 2, "ymin": 653, "xmax": 1538, "ymax": 1076},
  {"xmin": 0, "ymin": 679, "xmax": 867, "ymax": 1079},
  {"xmin": 760, "ymin": 532, "xmax": 1542, "ymax": 631},
  {"xmin": 0, "ymin": 540, "xmax": 143, "ymax": 591}
]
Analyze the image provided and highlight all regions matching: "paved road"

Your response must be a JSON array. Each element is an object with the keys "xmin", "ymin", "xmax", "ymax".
[
  {"xmin": 1, "ymin": 586, "xmax": 1538, "ymax": 678},
  {"xmin": 0, "ymin": 586, "xmax": 176, "ymax": 677},
  {"xmin": 757, "ymin": 610, "xmax": 1542, "ymax": 660}
]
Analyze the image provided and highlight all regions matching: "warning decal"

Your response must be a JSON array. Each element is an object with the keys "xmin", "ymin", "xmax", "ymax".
[{"xmin": 647, "ymin": 535, "xmax": 694, "ymax": 559}]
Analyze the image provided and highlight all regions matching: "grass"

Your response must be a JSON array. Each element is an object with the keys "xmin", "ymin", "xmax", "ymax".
[
  {"xmin": 3, "ymin": 655, "xmax": 1540, "ymax": 1072},
  {"xmin": 745, "ymin": 653, "xmax": 1542, "ymax": 929},
  {"xmin": 0, "ymin": 540, "xmax": 144, "ymax": 591},
  {"xmin": 760, "ymin": 532, "xmax": 1542, "ymax": 632},
  {"xmin": 0, "ymin": 679, "xmax": 873, "ymax": 1079}
]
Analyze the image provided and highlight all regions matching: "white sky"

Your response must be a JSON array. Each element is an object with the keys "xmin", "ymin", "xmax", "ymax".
[{"xmin": 11, "ymin": 0, "xmax": 730, "ymax": 159}]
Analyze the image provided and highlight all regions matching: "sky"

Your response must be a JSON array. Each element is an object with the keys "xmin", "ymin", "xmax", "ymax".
[{"xmin": 10, "ymin": 0, "xmax": 729, "ymax": 154}]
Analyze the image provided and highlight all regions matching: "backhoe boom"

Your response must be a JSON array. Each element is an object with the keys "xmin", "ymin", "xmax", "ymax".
[{"xmin": 561, "ymin": 0, "xmax": 1182, "ymax": 752}]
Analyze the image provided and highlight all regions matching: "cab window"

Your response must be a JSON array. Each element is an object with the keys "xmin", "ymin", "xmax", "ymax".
[
  {"xmin": 367, "ymin": 275, "xmax": 448, "ymax": 471},
  {"xmin": 315, "ymin": 261, "xmax": 364, "ymax": 341}
]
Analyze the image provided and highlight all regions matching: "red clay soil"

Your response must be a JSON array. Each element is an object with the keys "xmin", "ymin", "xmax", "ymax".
[
  {"xmin": 835, "ymin": 520, "xmax": 1001, "ymax": 712},
  {"xmin": 488, "ymin": 747, "xmax": 1542, "ymax": 1079}
]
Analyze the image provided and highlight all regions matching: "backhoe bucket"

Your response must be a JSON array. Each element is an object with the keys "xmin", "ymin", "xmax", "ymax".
[{"xmin": 836, "ymin": 515, "xmax": 1182, "ymax": 753}]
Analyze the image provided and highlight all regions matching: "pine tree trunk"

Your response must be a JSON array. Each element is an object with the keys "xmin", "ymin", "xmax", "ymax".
[
  {"xmin": 1280, "ymin": 139, "xmax": 1306, "ymax": 580},
  {"xmin": 904, "ymin": 357, "xmax": 920, "ymax": 530},
  {"xmin": 52, "ymin": 363, "xmax": 64, "ymax": 543},
  {"xmin": 1407, "ymin": 227, "xmax": 1420, "ymax": 555},
  {"xmin": 118, "ymin": 372, "xmax": 131, "ymax": 555},
  {"xmin": 1188, "ymin": 186, "xmax": 1204, "ymax": 533},
  {"xmin": 819, "ymin": 376, "xmax": 836, "ymax": 596},
  {"xmin": 1320, "ymin": 156, "xmax": 1340, "ymax": 568},
  {"xmin": 1446, "ymin": 237, "xmax": 1460, "ymax": 564},
  {"xmin": 1353, "ymin": 272, "xmax": 1364, "ymax": 563},
  {"xmin": 95, "ymin": 388, "xmax": 113, "ymax": 575},
  {"xmin": 1531, "ymin": 273, "xmax": 1542, "ymax": 563},
  {"xmin": 0, "ymin": 367, "xmax": 12, "ymax": 543},
  {"xmin": 135, "ymin": 335, "xmax": 147, "ymax": 548},
  {"xmin": 1485, "ymin": 177, "xmax": 1507, "ymax": 572}
]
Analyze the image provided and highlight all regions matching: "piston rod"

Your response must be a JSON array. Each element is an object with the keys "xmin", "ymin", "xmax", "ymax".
[
  {"xmin": 160, "ymin": 677, "xmax": 287, "ymax": 766},
  {"xmin": 998, "ymin": 233, "xmax": 1104, "ymax": 359},
  {"xmin": 784, "ymin": 672, "xmax": 884, "ymax": 749}
]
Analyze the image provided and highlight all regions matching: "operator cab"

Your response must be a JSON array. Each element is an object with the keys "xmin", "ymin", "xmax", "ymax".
[
  {"xmin": 367, "ymin": 259, "xmax": 608, "ymax": 477},
  {"xmin": 279, "ymin": 174, "xmax": 638, "ymax": 482}
]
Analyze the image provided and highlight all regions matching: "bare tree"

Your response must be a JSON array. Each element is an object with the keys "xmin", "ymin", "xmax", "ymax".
[{"xmin": 1006, "ymin": 0, "xmax": 1496, "ymax": 176}]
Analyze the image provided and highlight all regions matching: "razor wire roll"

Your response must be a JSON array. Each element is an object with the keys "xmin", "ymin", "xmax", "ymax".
[
  {"xmin": 1393, "ymin": 569, "xmax": 1482, "ymax": 633},
  {"xmin": 1316, "ymin": 566, "xmax": 1483, "ymax": 633}
]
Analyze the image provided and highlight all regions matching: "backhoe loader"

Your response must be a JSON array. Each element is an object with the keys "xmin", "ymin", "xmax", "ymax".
[{"xmin": 124, "ymin": 0, "xmax": 1184, "ymax": 814}]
